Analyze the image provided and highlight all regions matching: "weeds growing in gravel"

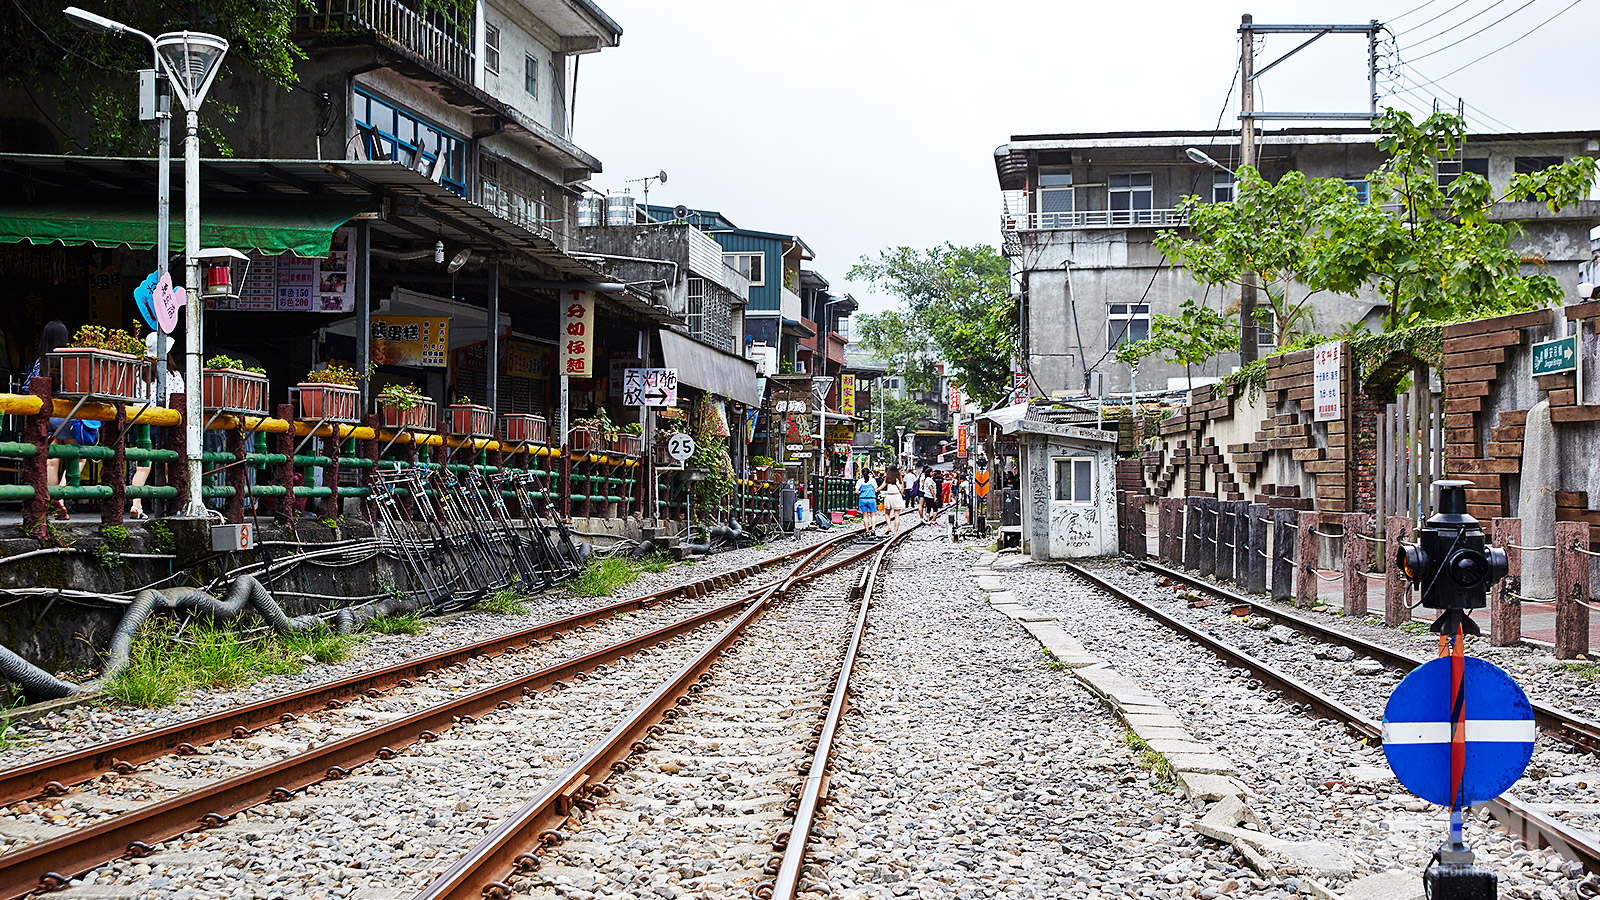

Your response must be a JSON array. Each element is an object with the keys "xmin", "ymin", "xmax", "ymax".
[
  {"xmin": 0, "ymin": 700, "xmax": 27, "ymax": 752},
  {"xmin": 571, "ymin": 556, "xmax": 636, "ymax": 596},
  {"xmin": 364, "ymin": 612, "xmax": 426, "ymax": 635},
  {"xmin": 1123, "ymin": 728, "xmax": 1178, "ymax": 791},
  {"xmin": 104, "ymin": 617, "xmax": 365, "ymax": 707},
  {"xmin": 479, "ymin": 589, "xmax": 532, "ymax": 615},
  {"xmin": 1562, "ymin": 661, "xmax": 1600, "ymax": 682},
  {"xmin": 1399, "ymin": 620, "xmax": 1432, "ymax": 636},
  {"xmin": 634, "ymin": 552, "xmax": 675, "ymax": 574}
]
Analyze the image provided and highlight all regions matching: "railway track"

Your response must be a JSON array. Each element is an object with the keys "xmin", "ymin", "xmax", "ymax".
[
  {"xmin": 1059, "ymin": 557, "xmax": 1600, "ymax": 882},
  {"xmin": 0, "ymin": 530, "xmax": 881, "ymax": 899},
  {"xmin": 417, "ymin": 525, "xmax": 918, "ymax": 900}
]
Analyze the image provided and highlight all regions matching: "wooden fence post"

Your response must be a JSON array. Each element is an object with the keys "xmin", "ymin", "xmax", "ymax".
[
  {"xmin": 1385, "ymin": 515, "xmax": 1413, "ymax": 627},
  {"xmin": 100, "ymin": 401, "xmax": 128, "ymax": 527},
  {"xmin": 1127, "ymin": 494, "xmax": 1147, "ymax": 559},
  {"xmin": 1216, "ymin": 499, "xmax": 1235, "ymax": 582},
  {"xmin": 1184, "ymin": 497, "xmax": 1201, "ymax": 570},
  {"xmin": 1271, "ymin": 507, "xmax": 1294, "ymax": 603},
  {"xmin": 1246, "ymin": 503, "xmax": 1267, "ymax": 594},
  {"xmin": 1198, "ymin": 498, "xmax": 1218, "ymax": 577},
  {"xmin": 1296, "ymin": 511, "xmax": 1319, "ymax": 608},
  {"xmin": 1490, "ymin": 517, "xmax": 1521, "ymax": 647},
  {"xmin": 168, "ymin": 390, "xmax": 189, "ymax": 514},
  {"xmin": 224, "ymin": 425, "xmax": 246, "ymax": 524},
  {"xmin": 1555, "ymin": 520, "xmax": 1590, "ymax": 660},
  {"xmin": 1342, "ymin": 512, "xmax": 1369, "ymax": 617},
  {"xmin": 274, "ymin": 402, "xmax": 296, "ymax": 527},
  {"xmin": 23, "ymin": 376, "xmax": 52, "ymax": 538},
  {"xmin": 1231, "ymin": 501, "xmax": 1250, "ymax": 586}
]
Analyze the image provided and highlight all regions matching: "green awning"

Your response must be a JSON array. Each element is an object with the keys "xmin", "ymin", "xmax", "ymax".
[{"xmin": 0, "ymin": 194, "xmax": 372, "ymax": 258}]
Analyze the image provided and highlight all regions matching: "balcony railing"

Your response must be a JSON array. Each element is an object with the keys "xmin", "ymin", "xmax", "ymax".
[
  {"xmin": 1001, "ymin": 209, "xmax": 1190, "ymax": 231},
  {"xmin": 296, "ymin": 0, "xmax": 475, "ymax": 86}
]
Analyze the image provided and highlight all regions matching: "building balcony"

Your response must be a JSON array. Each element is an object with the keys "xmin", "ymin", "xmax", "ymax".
[
  {"xmin": 296, "ymin": 0, "xmax": 475, "ymax": 86},
  {"xmin": 1000, "ymin": 208, "xmax": 1189, "ymax": 231}
]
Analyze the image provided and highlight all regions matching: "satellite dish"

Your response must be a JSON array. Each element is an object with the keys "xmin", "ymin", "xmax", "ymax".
[
  {"xmin": 657, "ymin": 170, "xmax": 668, "ymax": 184},
  {"xmin": 447, "ymin": 248, "xmax": 472, "ymax": 273},
  {"xmin": 672, "ymin": 204, "xmax": 690, "ymax": 220}
]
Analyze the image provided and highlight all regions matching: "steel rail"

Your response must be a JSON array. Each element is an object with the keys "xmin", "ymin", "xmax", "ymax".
[
  {"xmin": 0, "ymin": 536, "xmax": 847, "ymax": 808},
  {"xmin": 0, "ymin": 593, "xmax": 767, "ymax": 900},
  {"xmin": 1068, "ymin": 561, "xmax": 1600, "ymax": 875},
  {"xmin": 1138, "ymin": 559, "xmax": 1600, "ymax": 756},
  {"xmin": 412, "ymin": 531, "xmax": 892, "ymax": 900},
  {"xmin": 761, "ymin": 525, "xmax": 919, "ymax": 900}
]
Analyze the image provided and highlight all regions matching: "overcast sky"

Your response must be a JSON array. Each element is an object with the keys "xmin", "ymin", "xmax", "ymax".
[{"xmin": 574, "ymin": 0, "xmax": 1599, "ymax": 318}]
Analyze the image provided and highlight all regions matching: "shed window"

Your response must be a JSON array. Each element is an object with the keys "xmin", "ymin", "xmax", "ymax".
[
  {"xmin": 1515, "ymin": 156, "xmax": 1563, "ymax": 174},
  {"xmin": 1108, "ymin": 172, "xmax": 1153, "ymax": 224},
  {"xmin": 723, "ymin": 252, "xmax": 764, "ymax": 286},
  {"xmin": 525, "ymin": 54, "xmax": 538, "ymax": 98},
  {"xmin": 1052, "ymin": 456, "xmax": 1095, "ymax": 505}
]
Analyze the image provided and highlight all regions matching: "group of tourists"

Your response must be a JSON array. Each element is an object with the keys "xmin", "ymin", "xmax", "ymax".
[{"xmin": 854, "ymin": 465, "xmax": 953, "ymax": 535}]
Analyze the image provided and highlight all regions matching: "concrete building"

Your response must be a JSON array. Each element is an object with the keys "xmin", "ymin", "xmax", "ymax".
[{"xmin": 994, "ymin": 127, "xmax": 1600, "ymax": 398}]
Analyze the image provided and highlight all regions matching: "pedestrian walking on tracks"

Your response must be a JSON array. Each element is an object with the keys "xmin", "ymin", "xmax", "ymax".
[
  {"xmin": 856, "ymin": 470, "xmax": 879, "ymax": 534},
  {"xmin": 920, "ymin": 466, "xmax": 939, "ymax": 523},
  {"xmin": 881, "ymin": 465, "xmax": 905, "ymax": 535}
]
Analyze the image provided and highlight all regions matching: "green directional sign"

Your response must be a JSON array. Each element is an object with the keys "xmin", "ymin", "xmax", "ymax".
[{"xmin": 1532, "ymin": 335, "xmax": 1578, "ymax": 377}]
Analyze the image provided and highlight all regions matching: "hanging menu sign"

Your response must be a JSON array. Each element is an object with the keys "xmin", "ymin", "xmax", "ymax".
[{"xmin": 276, "ymin": 258, "xmax": 316, "ymax": 311}]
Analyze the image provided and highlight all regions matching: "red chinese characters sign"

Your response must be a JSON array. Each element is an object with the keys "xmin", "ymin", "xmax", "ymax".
[
  {"xmin": 559, "ymin": 290, "xmax": 594, "ymax": 377},
  {"xmin": 956, "ymin": 423, "xmax": 969, "ymax": 458},
  {"xmin": 948, "ymin": 382, "xmax": 960, "ymax": 413}
]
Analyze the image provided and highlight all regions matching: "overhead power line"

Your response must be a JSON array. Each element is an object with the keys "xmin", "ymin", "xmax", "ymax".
[
  {"xmin": 1427, "ymin": 0, "xmax": 1586, "ymax": 79},
  {"xmin": 1408, "ymin": 0, "xmax": 1543, "ymax": 63},
  {"xmin": 1389, "ymin": 0, "xmax": 1448, "ymax": 23},
  {"xmin": 1395, "ymin": 0, "xmax": 1487, "ymax": 38}
]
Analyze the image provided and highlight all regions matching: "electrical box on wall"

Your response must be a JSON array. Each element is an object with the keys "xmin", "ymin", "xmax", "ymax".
[{"xmin": 211, "ymin": 523, "xmax": 258, "ymax": 552}]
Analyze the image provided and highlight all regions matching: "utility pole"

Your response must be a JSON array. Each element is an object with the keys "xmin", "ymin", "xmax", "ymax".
[{"xmin": 1238, "ymin": 12, "xmax": 1259, "ymax": 366}]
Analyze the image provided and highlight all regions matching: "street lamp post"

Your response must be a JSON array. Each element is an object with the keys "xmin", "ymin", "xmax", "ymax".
[
  {"xmin": 64, "ymin": 7, "xmax": 179, "ymax": 504},
  {"xmin": 155, "ymin": 30, "xmax": 229, "ymax": 516},
  {"xmin": 1187, "ymin": 146, "xmax": 1258, "ymax": 364}
]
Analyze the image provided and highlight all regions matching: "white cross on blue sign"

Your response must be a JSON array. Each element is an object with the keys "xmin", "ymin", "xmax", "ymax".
[{"xmin": 1382, "ymin": 656, "xmax": 1535, "ymax": 808}]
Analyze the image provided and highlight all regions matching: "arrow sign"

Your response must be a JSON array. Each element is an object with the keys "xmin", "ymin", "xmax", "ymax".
[{"xmin": 1382, "ymin": 656, "xmax": 1535, "ymax": 807}]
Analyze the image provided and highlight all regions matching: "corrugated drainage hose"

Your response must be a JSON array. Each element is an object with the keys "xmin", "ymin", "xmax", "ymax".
[{"xmin": 0, "ymin": 575, "xmax": 421, "ymax": 704}]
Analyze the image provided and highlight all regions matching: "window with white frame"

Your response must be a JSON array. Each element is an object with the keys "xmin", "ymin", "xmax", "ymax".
[
  {"xmin": 524, "ymin": 54, "xmax": 537, "ymax": 98},
  {"xmin": 484, "ymin": 24, "xmax": 500, "ymax": 75},
  {"xmin": 1039, "ymin": 170, "xmax": 1073, "ymax": 225},
  {"xmin": 1255, "ymin": 306, "xmax": 1276, "ymax": 348},
  {"xmin": 723, "ymin": 252, "xmax": 764, "ymax": 286},
  {"xmin": 686, "ymin": 277, "xmax": 705, "ymax": 340},
  {"xmin": 1109, "ymin": 172, "xmax": 1153, "ymax": 224},
  {"xmin": 1052, "ymin": 456, "xmax": 1095, "ymax": 505},
  {"xmin": 1107, "ymin": 302, "xmax": 1149, "ymax": 349},
  {"xmin": 1212, "ymin": 170, "xmax": 1234, "ymax": 203}
]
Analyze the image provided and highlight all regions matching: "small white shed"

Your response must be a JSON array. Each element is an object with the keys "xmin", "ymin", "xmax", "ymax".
[{"xmin": 993, "ymin": 410, "xmax": 1119, "ymax": 560}]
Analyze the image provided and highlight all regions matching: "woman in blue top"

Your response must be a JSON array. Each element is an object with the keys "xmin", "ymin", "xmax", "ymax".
[{"xmin": 856, "ymin": 471, "xmax": 878, "ymax": 533}]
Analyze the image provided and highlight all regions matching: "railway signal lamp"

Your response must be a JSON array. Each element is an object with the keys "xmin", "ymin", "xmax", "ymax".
[{"xmin": 1397, "ymin": 480, "xmax": 1507, "ymax": 636}]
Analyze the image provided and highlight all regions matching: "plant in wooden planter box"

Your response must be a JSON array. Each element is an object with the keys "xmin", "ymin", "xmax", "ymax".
[
  {"xmin": 447, "ymin": 397, "xmax": 494, "ymax": 438},
  {"xmin": 572, "ymin": 408, "xmax": 619, "ymax": 453},
  {"xmin": 377, "ymin": 383, "xmax": 436, "ymax": 431},
  {"xmin": 50, "ymin": 323, "xmax": 151, "ymax": 402},
  {"xmin": 615, "ymin": 421, "xmax": 643, "ymax": 455},
  {"xmin": 294, "ymin": 363, "xmax": 360, "ymax": 423},
  {"xmin": 202, "ymin": 354, "xmax": 269, "ymax": 415},
  {"xmin": 501, "ymin": 413, "xmax": 547, "ymax": 444}
]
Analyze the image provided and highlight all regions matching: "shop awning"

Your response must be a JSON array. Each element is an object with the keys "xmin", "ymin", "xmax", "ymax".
[
  {"xmin": 659, "ymin": 328, "xmax": 760, "ymax": 407},
  {"xmin": 0, "ymin": 194, "xmax": 372, "ymax": 258}
]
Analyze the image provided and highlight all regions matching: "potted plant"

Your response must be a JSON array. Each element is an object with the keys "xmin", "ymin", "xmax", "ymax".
[
  {"xmin": 447, "ymin": 395, "xmax": 494, "ymax": 438},
  {"xmin": 294, "ymin": 363, "xmax": 360, "ymax": 422},
  {"xmin": 202, "ymin": 354, "xmax": 269, "ymax": 415},
  {"xmin": 51, "ymin": 323, "xmax": 151, "ymax": 402},
  {"xmin": 616, "ymin": 421, "xmax": 644, "ymax": 456},
  {"xmin": 377, "ymin": 383, "xmax": 436, "ymax": 431},
  {"xmin": 571, "ymin": 408, "xmax": 618, "ymax": 453},
  {"xmin": 652, "ymin": 423, "xmax": 684, "ymax": 465},
  {"xmin": 501, "ymin": 412, "xmax": 548, "ymax": 445}
]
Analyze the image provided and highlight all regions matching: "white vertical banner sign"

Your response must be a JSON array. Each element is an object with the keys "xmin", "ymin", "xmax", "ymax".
[
  {"xmin": 1313, "ymin": 341, "xmax": 1342, "ymax": 422},
  {"xmin": 560, "ymin": 290, "xmax": 594, "ymax": 377}
]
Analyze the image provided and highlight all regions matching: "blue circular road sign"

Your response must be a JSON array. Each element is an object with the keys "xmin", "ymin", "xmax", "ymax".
[{"xmin": 1382, "ymin": 656, "xmax": 1534, "ymax": 807}]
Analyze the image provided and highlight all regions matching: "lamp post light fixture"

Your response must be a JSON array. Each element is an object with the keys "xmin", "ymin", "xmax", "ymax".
[{"xmin": 151, "ymin": 28, "xmax": 229, "ymax": 517}]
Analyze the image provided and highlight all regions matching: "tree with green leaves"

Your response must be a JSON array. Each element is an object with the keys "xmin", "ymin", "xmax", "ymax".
[
  {"xmin": 848, "ymin": 243, "xmax": 1016, "ymax": 408},
  {"xmin": 851, "ymin": 309, "xmax": 942, "ymax": 394},
  {"xmin": 1158, "ymin": 108, "xmax": 1600, "ymax": 334},
  {"xmin": 1114, "ymin": 298, "xmax": 1239, "ymax": 393},
  {"xmin": 880, "ymin": 393, "xmax": 935, "ymax": 438}
]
